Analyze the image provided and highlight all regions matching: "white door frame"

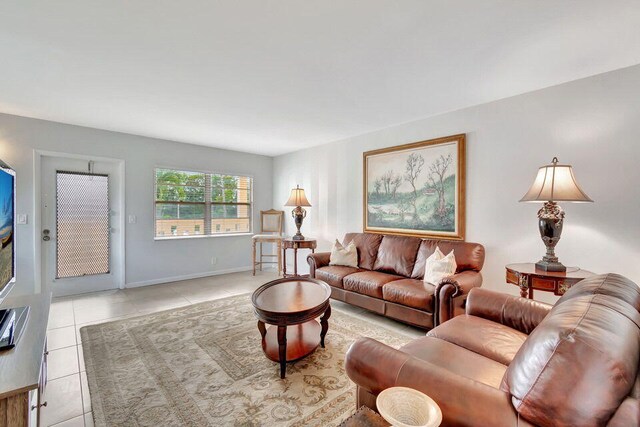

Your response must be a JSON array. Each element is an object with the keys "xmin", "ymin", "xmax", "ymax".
[{"xmin": 33, "ymin": 150, "xmax": 126, "ymax": 294}]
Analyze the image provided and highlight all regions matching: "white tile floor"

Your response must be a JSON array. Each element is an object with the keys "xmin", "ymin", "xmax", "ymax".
[{"xmin": 44, "ymin": 270, "xmax": 425, "ymax": 427}]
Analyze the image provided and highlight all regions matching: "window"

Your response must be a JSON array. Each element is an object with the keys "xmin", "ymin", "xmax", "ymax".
[{"xmin": 155, "ymin": 168, "xmax": 252, "ymax": 238}]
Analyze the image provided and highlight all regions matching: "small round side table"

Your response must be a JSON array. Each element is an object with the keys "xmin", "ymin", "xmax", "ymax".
[
  {"xmin": 282, "ymin": 238, "xmax": 317, "ymax": 277},
  {"xmin": 505, "ymin": 263, "xmax": 595, "ymax": 299}
]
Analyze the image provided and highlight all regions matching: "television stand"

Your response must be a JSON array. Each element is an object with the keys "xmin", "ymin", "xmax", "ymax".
[
  {"xmin": 0, "ymin": 305, "xmax": 30, "ymax": 351},
  {"xmin": 1, "ymin": 293, "xmax": 50, "ymax": 426}
]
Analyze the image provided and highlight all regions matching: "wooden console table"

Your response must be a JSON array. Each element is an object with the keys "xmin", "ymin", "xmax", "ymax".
[
  {"xmin": 282, "ymin": 238, "xmax": 317, "ymax": 277},
  {"xmin": 506, "ymin": 263, "xmax": 595, "ymax": 299}
]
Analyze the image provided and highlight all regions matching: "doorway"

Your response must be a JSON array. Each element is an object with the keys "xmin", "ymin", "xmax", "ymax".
[{"xmin": 40, "ymin": 154, "xmax": 124, "ymax": 297}]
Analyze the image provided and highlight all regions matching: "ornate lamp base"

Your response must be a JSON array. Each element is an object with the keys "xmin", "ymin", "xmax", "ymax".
[
  {"xmin": 535, "ymin": 259, "xmax": 566, "ymax": 272},
  {"xmin": 535, "ymin": 201, "xmax": 566, "ymax": 272},
  {"xmin": 291, "ymin": 206, "xmax": 307, "ymax": 241}
]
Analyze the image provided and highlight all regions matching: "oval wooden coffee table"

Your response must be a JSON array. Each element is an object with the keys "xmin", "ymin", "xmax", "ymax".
[{"xmin": 251, "ymin": 277, "xmax": 331, "ymax": 378}]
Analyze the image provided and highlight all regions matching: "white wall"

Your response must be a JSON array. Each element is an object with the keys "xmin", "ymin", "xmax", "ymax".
[
  {"xmin": 0, "ymin": 113, "xmax": 273, "ymax": 295},
  {"xmin": 274, "ymin": 64, "xmax": 640, "ymax": 303}
]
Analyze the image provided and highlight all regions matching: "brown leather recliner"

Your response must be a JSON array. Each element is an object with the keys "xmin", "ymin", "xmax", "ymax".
[
  {"xmin": 307, "ymin": 233, "xmax": 485, "ymax": 329},
  {"xmin": 345, "ymin": 273, "xmax": 640, "ymax": 426}
]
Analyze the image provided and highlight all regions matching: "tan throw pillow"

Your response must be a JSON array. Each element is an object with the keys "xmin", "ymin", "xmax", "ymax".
[
  {"xmin": 424, "ymin": 246, "xmax": 457, "ymax": 284},
  {"xmin": 329, "ymin": 240, "xmax": 358, "ymax": 268}
]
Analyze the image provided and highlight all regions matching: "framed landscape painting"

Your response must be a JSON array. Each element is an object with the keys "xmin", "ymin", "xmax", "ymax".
[{"xmin": 363, "ymin": 134, "xmax": 465, "ymax": 240}]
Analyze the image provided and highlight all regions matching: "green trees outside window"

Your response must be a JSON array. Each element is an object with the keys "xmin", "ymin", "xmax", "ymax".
[{"xmin": 155, "ymin": 168, "xmax": 252, "ymax": 237}]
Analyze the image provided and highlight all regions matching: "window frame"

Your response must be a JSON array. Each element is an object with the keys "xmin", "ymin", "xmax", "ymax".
[{"xmin": 153, "ymin": 167, "xmax": 254, "ymax": 240}]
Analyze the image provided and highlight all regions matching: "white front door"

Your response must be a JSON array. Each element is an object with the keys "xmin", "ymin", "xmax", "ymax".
[{"xmin": 41, "ymin": 155, "xmax": 123, "ymax": 297}]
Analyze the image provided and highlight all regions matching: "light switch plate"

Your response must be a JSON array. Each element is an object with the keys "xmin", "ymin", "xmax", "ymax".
[
  {"xmin": 17, "ymin": 214, "xmax": 28, "ymax": 225},
  {"xmin": 128, "ymin": 215, "xmax": 137, "ymax": 224}
]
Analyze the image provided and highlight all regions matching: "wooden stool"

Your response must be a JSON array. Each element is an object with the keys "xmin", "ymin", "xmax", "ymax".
[{"xmin": 252, "ymin": 210, "xmax": 284, "ymax": 275}]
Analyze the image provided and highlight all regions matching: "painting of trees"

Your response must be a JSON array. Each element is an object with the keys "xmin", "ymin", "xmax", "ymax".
[
  {"xmin": 404, "ymin": 153, "xmax": 424, "ymax": 198},
  {"xmin": 427, "ymin": 153, "xmax": 453, "ymax": 222},
  {"xmin": 390, "ymin": 175, "xmax": 402, "ymax": 199},
  {"xmin": 403, "ymin": 152, "xmax": 425, "ymax": 220},
  {"xmin": 364, "ymin": 134, "xmax": 465, "ymax": 240},
  {"xmin": 374, "ymin": 178, "xmax": 382, "ymax": 195}
]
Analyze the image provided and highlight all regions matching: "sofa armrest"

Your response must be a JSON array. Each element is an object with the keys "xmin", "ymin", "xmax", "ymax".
[
  {"xmin": 607, "ymin": 397, "xmax": 640, "ymax": 427},
  {"xmin": 306, "ymin": 252, "xmax": 331, "ymax": 277},
  {"xmin": 433, "ymin": 271, "xmax": 481, "ymax": 325},
  {"xmin": 449, "ymin": 270, "xmax": 482, "ymax": 294},
  {"xmin": 466, "ymin": 288, "xmax": 552, "ymax": 335},
  {"xmin": 434, "ymin": 278, "xmax": 461, "ymax": 326},
  {"xmin": 345, "ymin": 337, "xmax": 530, "ymax": 427}
]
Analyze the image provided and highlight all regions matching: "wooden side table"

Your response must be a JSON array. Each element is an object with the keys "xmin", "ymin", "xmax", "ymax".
[
  {"xmin": 506, "ymin": 263, "xmax": 595, "ymax": 299},
  {"xmin": 282, "ymin": 238, "xmax": 317, "ymax": 277}
]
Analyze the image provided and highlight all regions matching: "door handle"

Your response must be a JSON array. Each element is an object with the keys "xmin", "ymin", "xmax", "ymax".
[{"xmin": 42, "ymin": 229, "xmax": 51, "ymax": 241}]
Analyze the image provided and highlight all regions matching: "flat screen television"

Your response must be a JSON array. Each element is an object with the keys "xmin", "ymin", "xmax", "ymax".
[
  {"xmin": 0, "ymin": 160, "xmax": 15, "ymax": 303},
  {"xmin": 0, "ymin": 160, "xmax": 22, "ymax": 351}
]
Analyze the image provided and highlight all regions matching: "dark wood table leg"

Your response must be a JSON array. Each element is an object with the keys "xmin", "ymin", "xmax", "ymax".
[
  {"xmin": 293, "ymin": 247, "xmax": 298, "ymax": 276},
  {"xmin": 518, "ymin": 273, "xmax": 529, "ymax": 299},
  {"xmin": 282, "ymin": 247, "xmax": 287, "ymax": 277},
  {"xmin": 520, "ymin": 287, "xmax": 528, "ymax": 298},
  {"xmin": 320, "ymin": 304, "xmax": 331, "ymax": 348},
  {"xmin": 277, "ymin": 325, "xmax": 287, "ymax": 379},
  {"xmin": 257, "ymin": 320, "xmax": 266, "ymax": 340}
]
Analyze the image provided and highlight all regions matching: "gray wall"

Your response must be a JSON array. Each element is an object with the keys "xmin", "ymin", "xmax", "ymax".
[
  {"xmin": 0, "ymin": 113, "xmax": 273, "ymax": 295},
  {"xmin": 274, "ymin": 64, "xmax": 640, "ymax": 303}
]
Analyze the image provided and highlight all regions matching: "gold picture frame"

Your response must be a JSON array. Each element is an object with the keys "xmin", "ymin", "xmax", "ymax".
[{"xmin": 363, "ymin": 134, "xmax": 466, "ymax": 240}]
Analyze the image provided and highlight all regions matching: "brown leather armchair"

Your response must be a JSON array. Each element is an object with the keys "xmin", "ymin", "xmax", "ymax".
[
  {"xmin": 345, "ymin": 273, "xmax": 640, "ymax": 427},
  {"xmin": 308, "ymin": 233, "xmax": 485, "ymax": 329}
]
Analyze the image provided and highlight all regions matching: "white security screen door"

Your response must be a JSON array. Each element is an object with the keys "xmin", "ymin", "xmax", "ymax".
[
  {"xmin": 55, "ymin": 171, "xmax": 110, "ymax": 279},
  {"xmin": 41, "ymin": 156, "xmax": 122, "ymax": 296}
]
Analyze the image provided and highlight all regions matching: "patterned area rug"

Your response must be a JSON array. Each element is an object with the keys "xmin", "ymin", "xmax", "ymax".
[{"xmin": 81, "ymin": 294, "xmax": 412, "ymax": 427}]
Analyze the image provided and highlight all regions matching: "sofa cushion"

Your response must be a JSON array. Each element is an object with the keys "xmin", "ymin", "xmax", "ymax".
[
  {"xmin": 382, "ymin": 279, "xmax": 434, "ymax": 311},
  {"xmin": 503, "ymin": 274, "xmax": 640, "ymax": 427},
  {"xmin": 411, "ymin": 239, "xmax": 485, "ymax": 279},
  {"xmin": 400, "ymin": 336, "xmax": 508, "ymax": 389},
  {"xmin": 343, "ymin": 233, "xmax": 383, "ymax": 271},
  {"xmin": 373, "ymin": 235, "xmax": 421, "ymax": 277},
  {"xmin": 343, "ymin": 271, "xmax": 403, "ymax": 298},
  {"xmin": 427, "ymin": 315, "xmax": 527, "ymax": 366},
  {"xmin": 316, "ymin": 265, "xmax": 362, "ymax": 288}
]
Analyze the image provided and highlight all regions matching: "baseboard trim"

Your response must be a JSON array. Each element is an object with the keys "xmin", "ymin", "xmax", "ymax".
[{"xmin": 125, "ymin": 266, "xmax": 253, "ymax": 288}]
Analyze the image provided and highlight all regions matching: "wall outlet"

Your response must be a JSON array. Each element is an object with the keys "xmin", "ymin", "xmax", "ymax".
[
  {"xmin": 17, "ymin": 214, "xmax": 28, "ymax": 225},
  {"xmin": 211, "ymin": 257, "xmax": 218, "ymax": 265}
]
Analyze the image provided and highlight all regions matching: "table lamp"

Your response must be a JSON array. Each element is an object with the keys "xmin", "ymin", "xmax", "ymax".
[
  {"xmin": 285, "ymin": 185, "xmax": 311, "ymax": 241},
  {"xmin": 520, "ymin": 157, "xmax": 593, "ymax": 272}
]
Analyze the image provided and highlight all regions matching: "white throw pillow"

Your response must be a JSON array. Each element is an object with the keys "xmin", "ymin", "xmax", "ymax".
[
  {"xmin": 424, "ymin": 246, "xmax": 457, "ymax": 285},
  {"xmin": 329, "ymin": 240, "xmax": 358, "ymax": 268}
]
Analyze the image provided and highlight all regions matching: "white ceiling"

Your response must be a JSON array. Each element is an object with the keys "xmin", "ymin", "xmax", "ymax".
[{"xmin": 1, "ymin": 1, "xmax": 640, "ymax": 156}]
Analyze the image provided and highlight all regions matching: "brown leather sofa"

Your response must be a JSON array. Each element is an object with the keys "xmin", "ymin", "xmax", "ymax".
[
  {"xmin": 345, "ymin": 273, "xmax": 640, "ymax": 427},
  {"xmin": 307, "ymin": 233, "xmax": 485, "ymax": 329}
]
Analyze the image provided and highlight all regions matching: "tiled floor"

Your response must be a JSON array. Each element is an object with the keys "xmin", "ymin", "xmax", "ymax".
[{"xmin": 44, "ymin": 270, "xmax": 424, "ymax": 427}]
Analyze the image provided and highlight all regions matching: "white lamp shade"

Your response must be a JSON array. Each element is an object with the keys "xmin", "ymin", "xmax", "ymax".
[
  {"xmin": 520, "ymin": 158, "xmax": 593, "ymax": 203},
  {"xmin": 285, "ymin": 185, "xmax": 311, "ymax": 207}
]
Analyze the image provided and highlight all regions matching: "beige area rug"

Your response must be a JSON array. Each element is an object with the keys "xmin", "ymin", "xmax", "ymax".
[{"xmin": 80, "ymin": 294, "xmax": 413, "ymax": 427}]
